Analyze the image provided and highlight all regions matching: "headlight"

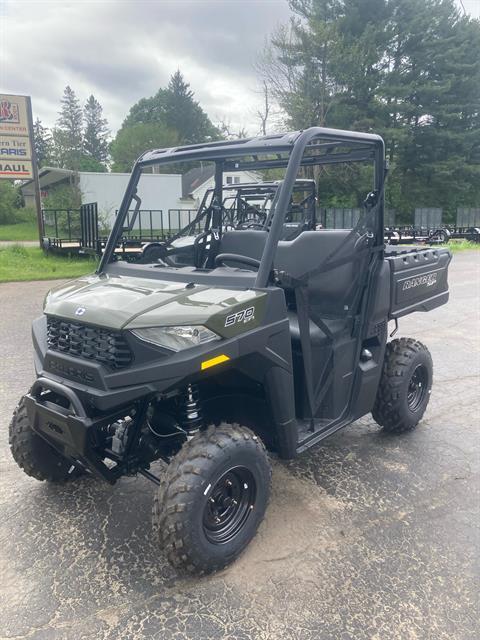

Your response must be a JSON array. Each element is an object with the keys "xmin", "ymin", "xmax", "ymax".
[{"xmin": 131, "ymin": 325, "xmax": 220, "ymax": 352}]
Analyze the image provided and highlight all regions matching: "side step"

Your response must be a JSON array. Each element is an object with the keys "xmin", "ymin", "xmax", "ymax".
[{"xmin": 296, "ymin": 417, "xmax": 351, "ymax": 454}]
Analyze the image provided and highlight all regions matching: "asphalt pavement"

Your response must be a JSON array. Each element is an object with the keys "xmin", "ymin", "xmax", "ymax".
[{"xmin": 0, "ymin": 251, "xmax": 479, "ymax": 640}]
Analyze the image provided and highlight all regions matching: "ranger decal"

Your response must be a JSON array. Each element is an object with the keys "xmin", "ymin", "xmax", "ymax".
[{"xmin": 402, "ymin": 273, "xmax": 438, "ymax": 291}]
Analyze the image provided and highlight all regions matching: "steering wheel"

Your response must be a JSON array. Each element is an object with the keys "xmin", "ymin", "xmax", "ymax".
[
  {"xmin": 235, "ymin": 221, "xmax": 265, "ymax": 230},
  {"xmin": 141, "ymin": 243, "xmax": 179, "ymax": 267},
  {"xmin": 214, "ymin": 253, "xmax": 261, "ymax": 270}
]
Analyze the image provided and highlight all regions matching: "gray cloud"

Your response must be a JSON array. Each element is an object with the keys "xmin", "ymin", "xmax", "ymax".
[{"xmin": 2, "ymin": 0, "xmax": 292, "ymax": 136}]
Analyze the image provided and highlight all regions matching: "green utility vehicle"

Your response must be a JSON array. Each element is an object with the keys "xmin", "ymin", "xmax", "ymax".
[{"xmin": 9, "ymin": 128, "xmax": 451, "ymax": 574}]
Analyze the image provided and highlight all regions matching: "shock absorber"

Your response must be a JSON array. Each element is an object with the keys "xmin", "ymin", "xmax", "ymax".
[{"xmin": 181, "ymin": 383, "xmax": 203, "ymax": 434}]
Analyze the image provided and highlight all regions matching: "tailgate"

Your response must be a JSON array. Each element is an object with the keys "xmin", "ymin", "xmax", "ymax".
[{"xmin": 386, "ymin": 247, "xmax": 452, "ymax": 319}]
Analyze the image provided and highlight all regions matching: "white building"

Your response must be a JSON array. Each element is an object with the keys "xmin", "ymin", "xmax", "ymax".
[
  {"xmin": 21, "ymin": 168, "xmax": 191, "ymax": 228},
  {"xmin": 181, "ymin": 166, "xmax": 262, "ymax": 206}
]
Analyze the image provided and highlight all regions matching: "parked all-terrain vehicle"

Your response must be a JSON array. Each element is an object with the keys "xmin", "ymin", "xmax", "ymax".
[
  {"xmin": 141, "ymin": 178, "xmax": 317, "ymax": 266},
  {"xmin": 10, "ymin": 128, "xmax": 451, "ymax": 574}
]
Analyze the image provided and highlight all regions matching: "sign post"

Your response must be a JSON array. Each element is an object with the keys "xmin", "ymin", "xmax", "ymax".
[{"xmin": 0, "ymin": 93, "xmax": 43, "ymax": 247}]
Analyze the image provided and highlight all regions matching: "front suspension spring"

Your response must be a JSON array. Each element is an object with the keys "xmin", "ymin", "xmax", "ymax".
[{"xmin": 181, "ymin": 383, "xmax": 203, "ymax": 433}]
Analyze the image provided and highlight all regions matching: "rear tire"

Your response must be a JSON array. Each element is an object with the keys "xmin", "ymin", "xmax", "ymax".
[
  {"xmin": 372, "ymin": 338, "xmax": 433, "ymax": 433},
  {"xmin": 153, "ymin": 423, "xmax": 271, "ymax": 575},
  {"xmin": 9, "ymin": 396, "xmax": 80, "ymax": 483}
]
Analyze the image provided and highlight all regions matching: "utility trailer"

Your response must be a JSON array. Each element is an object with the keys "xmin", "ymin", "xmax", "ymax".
[
  {"xmin": 42, "ymin": 204, "xmax": 199, "ymax": 258},
  {"xmin": 444, "ymin": 208, "xmax": 480, "ymax": 242},
  {"xmin": 446, "ymin": 226, "xmax": 480, "ymax": 242},
  {"xmin": 10, "ymin": 127, "xmax": 451, "ymax": 576},
  {"xmin": 384, "ymin": 225, "xmax": 450, "ymax": 245}
]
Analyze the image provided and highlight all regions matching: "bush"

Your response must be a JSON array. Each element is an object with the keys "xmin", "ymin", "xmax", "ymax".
[
  {"xmin": 13, "ymin": 206, "xmax": 37, "ymax": 224},
  {"xmin": 0, "ymin": 181, "xmax": 20, "ymax": 225},
  {"xmin": 43, "ymin": 183, "xmax": 81, "ymax": 210}
]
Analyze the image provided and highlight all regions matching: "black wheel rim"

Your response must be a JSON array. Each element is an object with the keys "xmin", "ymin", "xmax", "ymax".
[
  {"xmin": 203, "ymin": 466, "xmax": 256, "ymax": 544},
  {"xmin": 407, "ymin": 364, "xmax": 429, "ymax": 412}
]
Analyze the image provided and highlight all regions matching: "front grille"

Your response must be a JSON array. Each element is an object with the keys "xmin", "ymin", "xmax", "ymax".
[{"xmin": 46, "ymin": 317, "xmax": 133, "ymax": 370}]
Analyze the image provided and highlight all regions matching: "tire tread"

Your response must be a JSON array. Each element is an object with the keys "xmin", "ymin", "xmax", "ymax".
[
  {"xmin": 372, "ymin": 337, "xmax": 432, "ymax": 433},
  {"xmin": 9, "ymin": 397, "xmax": 77, "ymax": 483},
  {"xmin": 153, "ymin": 423, "xmax": 271, "ymax": 575}
]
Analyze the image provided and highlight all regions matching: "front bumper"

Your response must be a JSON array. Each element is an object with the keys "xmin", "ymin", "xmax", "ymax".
[{"xmin": 24, "ymin": 377, "xmax": 127, "ymax": 482}]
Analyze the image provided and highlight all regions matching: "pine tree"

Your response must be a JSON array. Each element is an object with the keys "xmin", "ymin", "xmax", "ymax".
[
  {"xmin": 381, "ymin": 0, "xmax": 480, "ymax": 216},
  {"xmin": 33, "ymin": 118, "xmax": 54, "ymax": 167},
  {"xmin": 120, "ymin": 71, "xmax": 220, "ymax": 144},
  {"xmin": 83, "ymin": 95, "xmax": 109, "ymax": 164},
  {"xmin": 53, "ymin": 86, "xmax": 83, "ymax": 169},
  {"xmin": 258, "ymin": 0, "xmax": 480, "ymax": 216}
]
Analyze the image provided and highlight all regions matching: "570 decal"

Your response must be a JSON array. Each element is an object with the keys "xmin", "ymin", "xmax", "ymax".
[{"xmin": 225, "ymin": 306, "xmax": 255, "ymax": 327}]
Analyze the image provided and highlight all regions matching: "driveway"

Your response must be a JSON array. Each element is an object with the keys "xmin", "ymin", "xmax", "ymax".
[{"xmin": 0, "ymin": 252, "xmax": 479, "ymax": 639}]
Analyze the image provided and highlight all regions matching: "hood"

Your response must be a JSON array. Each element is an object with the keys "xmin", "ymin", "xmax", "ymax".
[{"xmin": 44, "ymin": 273, "xmax": 265, "ymax": 333}]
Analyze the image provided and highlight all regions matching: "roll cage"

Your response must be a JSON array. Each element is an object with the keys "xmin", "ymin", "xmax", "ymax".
[
  {"xmin": 98, "ymin": 127, "xmax": 386, "ymax": 287},
  {"xmin": 192, "ymin": 179, "xmax": 316, "ymax": 230}
]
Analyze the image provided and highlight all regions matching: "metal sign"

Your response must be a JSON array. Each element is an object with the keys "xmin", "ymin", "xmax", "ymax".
[
  {"xmin": 0, "ymin": 135, "xmax": 32, "ymax": 159},
  {"xmin": 0, "ymin": 94, "xmax": 34, "ymax": 179}
]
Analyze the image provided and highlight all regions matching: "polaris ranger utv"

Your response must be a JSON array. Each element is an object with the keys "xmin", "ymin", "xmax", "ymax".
[{"xmin": 9, "ymin": 128, "xmax": 451, "ymax": 575}]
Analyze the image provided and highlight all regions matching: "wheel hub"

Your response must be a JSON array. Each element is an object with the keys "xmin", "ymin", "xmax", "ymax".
[
  {"xmin": 203, "ymin": 466, "xmax": 256, "ymax": 544},
  {"xmin": 407, "ymin": 364, "xmax": 428, "ymax": 412}
]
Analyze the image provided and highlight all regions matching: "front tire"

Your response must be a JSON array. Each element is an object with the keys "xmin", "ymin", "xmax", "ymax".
[
  {"xmin": 153, "ymin": 423, "xmax": 271, "ymax": 575},
  {"xmin": 9, "ymin": 396, "xmax": 80, "ymax": 483},
  {"xmin": 372, "ymin": 338, "xmax": 433, "ymax": 433}
]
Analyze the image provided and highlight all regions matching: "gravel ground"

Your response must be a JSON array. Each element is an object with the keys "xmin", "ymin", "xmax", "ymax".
[{"xmin": 0, "ymin": 251, "xmax": 479, "ymax": 640}]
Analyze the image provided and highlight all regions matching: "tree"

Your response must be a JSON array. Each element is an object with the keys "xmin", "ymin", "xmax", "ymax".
[
  {"xmin": 77, "ymin": 156, "xmax": 108, "ymax": 172},
  {"xmin": 162, "ymin": 70, "xmax": 220, "ymax": 143},
  {"xmin": 110, "ymin": 122, "xmax": 178, "ymax": 172},
  {"xmin": 218, "ymin": 118, "xmax": 248, "ymax": 140},
  {"xmin": 257, "ymin": 0, "xmax": 480, "ymax": 215},
  {"xmin": 33, "ymin": 118, "xmax": 54, "ymax": 167},
  {"xmin": 83, "ymin": 95, "xmax": 109, "ymax": 165},
  {"xmin": 380, "ymin": 0, "xmax": 480, "ymax": 216},
  {"xmin": 52, "ymin": 86, "xmax": 83, "ymax": 169},
  {"xmin": 256, "ymin": 81, "xmax": 271, "ymax": 136},
  {"xmin": 256, "ymin": 2, "xmax": 345, "ymax": 131},
  {"xmin": 121, "ymin": 71, "xmax": 220, "ymax": 144}
]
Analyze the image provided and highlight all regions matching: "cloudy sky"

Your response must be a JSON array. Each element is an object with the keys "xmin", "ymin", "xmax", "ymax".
[
  {"xmin": 1, "ymin": 0, "xmax": 478, "ymax": 138},
  {"xmin": 1, "ymin": 0, "xmax": 292, "ymax": 136}
]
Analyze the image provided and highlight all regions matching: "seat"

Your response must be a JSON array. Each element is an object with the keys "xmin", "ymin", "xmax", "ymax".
[
  {"xmin": 218, "ymin": 230, "xmax": 268, "ymax": 264},
  {"xmin": 218, "ymin": 229, "xmax": 367, "ymax": 316}
]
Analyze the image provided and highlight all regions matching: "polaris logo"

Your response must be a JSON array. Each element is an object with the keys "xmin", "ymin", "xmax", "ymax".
[
  {"xmin": 225, "ymin": 306, "xmax": 255, "ymax": 327},
  {"xmin": 402, "ymin": 273, "xmax": 438, "ymax": 291},
  {"xmin": 47, "ymin": 359, "xmax": 95, "ymax": 383}
]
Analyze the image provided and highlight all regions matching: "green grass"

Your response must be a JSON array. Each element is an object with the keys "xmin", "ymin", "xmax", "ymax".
[
  {"xmin": 0, "ymin": 245, "xmax": 98, "ymax": 283},
  {"xmin": 446, "ymin": 239, "xmax": 480, "ymax": 253},
  {"xmin": 0, "ymin": 221, "xmax": 39, "ymax": 241}
]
